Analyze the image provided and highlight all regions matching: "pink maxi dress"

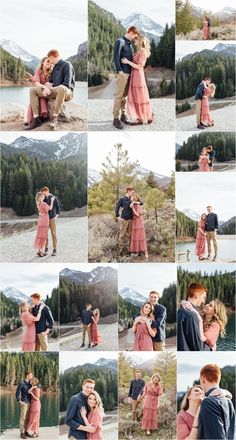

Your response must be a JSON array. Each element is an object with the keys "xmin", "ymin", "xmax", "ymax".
[
  {"xmin": 87, "ymin": 408, "xmax": 104, "ymax": 440},
  {"xmin": 27, "ymin": 69, "xmax": 49, "ymax": 123},
  {"xmin": 34, "ymin": 202, "xmax": 50, "ymax": 250},
  {"xmin": 177, "ymin": 411, "xmax": 195, "ymax": 440},
  {"xmin": 27, "ymin": 388, "xmax": 41, "ymax": 435},
  {"xmin": 142, "ymin": 383, "xmax": 163, "ymax": 431},
  {"xmin": 201, "ymin": 88, "xmax": 213, "ymax": 125},
  {"xmin": 204, "ymin": 322, "xmax": 220, "ymax": 351},
  {"xmin": 195, "ymin": 219, "xmax": 206, "ymax": 258},
  {"xmin": 127, "ymin": 51, "xmax": 153, "ymax": 123},
  {"xmin": 199, "ymin": 155, "xmax": 210, "ymax": 172},
  {"xmin": 21, "ymin": 311, "xmax": 36, "ymax": 352},
  {"xmin": 134, "ymin": 321, "xmax": 154, "ymax": 351},
  {"xmin": 91, "ymin": 316, "xmax": 102, "ymax": 345},
  {"xmin": 130, "ymin": 205, "xmax": 147, "ymax": 253},
  {"xmin": 203, "ymin": 21, "xmax": 209, "ymax": 40}
]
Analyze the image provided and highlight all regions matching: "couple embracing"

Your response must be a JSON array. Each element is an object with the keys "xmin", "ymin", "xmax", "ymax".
[
  {"xmin": 16, "ymin": 371, "xmax": 41, "ymax": 439},
  {"xmin": 113, "ymin": 26, "xmax": 153, "ymax": 129},
  {"xmin": 195, "ymin": 76, "xmax": 216, "ymax": 130},
  {"xmin": 195, "ymin": 205, "xmax": 218, "ymax": 261},
  {"xmin": 115, "ymin": 187, "xmax": 148, "ymax": 260},
  {"xmin": 19, "ymin": 292, "xmax": 54, "ymax": 352},
  {"xmin": 178, "ymin": 283, "xmax": 227, "ymax": 351},
  {"xmin": 65, "ymin": 378, "xmax": 104, "ymax": 440},
  {"xmin": 26, "ymin": 49, "xmax": 75, "ymax": 130}
]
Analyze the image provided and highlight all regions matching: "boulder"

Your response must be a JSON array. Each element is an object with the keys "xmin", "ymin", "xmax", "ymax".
[
  {"xmin": 48, "ymin": 100, "xmax": 86, "ymax": 122},
  {"xmin": 0, "ymin": 104, "xmax": 25, "ymax": 123}
]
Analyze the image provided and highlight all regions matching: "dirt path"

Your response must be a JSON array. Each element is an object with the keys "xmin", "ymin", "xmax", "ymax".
[
  {"xmin": 88, "ymin": 98, "xmax": 175, "ymax": 131},
  {"xmin": 1, "ymin": 427, "xmax": 59, "ymax": 439},
  {"xmin": 176, "ymin": 103, "xmax": 236, "ymax": 131},
  {"xmin": 60, "ymin": 323, "xmax": 118, "ymax": 351},
  {"xmin": 0, "ymin": 217, "xmax": 88, "ymax": 263},
  {"xmin": 119, "ymin": 328, "xmax": 176, "ymax": 351}
]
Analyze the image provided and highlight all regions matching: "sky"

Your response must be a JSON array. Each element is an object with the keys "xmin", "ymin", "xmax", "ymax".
[
  {"xmin": 88, "ymin": 132, "xmax": 175, "ymax": 177},
  {"xmin": 118, "ymin": 263, "xmax": 176, "ymax": 297},
  {"xmin": 176, "ymin": 41, "xmax": 235, "ymax": 59},
  {"xmin": 187, "ymin": 0, "xmax": 236, "ymax": 12},
  {"xmin": 0, "ymin": 131, "xmax": 86, "ymax": 144},
  {"xmin": 58, "ymin": 263, "xmax": 118, "ymax": 275},
  {"xmin": 60, "ymin": 351, "xmax": 118, "ymax": 372},
  {"xmin": 0, "ymin": 0, "xmax": 87, "ymax": 59},
  {"xmin": 0, "ymin": 263, "xmax": 60, "ymax": 298},
  {"xmin": 177, "ymin": 352, "xmax": 235, "ymax": 392},
  {"xmin": 176, "ymin": 172, "xmax": 236, "ymax": 220},
  {"xmin": 178, "ymin": 263, "xmax": 236, "ymax": 275},
  {"xmin": 93, "ymin": 0, "xmax": 175, "ymax": 26}
]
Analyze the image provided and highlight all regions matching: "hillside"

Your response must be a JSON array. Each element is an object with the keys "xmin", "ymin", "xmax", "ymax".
[
  {"xmin": 176, "ymin": 209, "xmax": 198, "ymax": 238},
  {"xmin": 67, "ymin": 42, "xmax": 87, "ymax": 81},
  {"xmin": 0, "ymin": 47, "xmax": 26, "ymax": 83},
  {"xmin": 218, "ymin": 216, "xmax": 236, "ymax": 235}
]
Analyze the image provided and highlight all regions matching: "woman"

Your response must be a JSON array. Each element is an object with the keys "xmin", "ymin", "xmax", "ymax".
[
  {"xmin": 198, "ymin": 148, "xmax": 210, "ymax": 172},
  {"xmin": 26, "ymin": 57, "xmax": 52, "ymax": 125},
  {"xmin": 202, "ymin": 17, "xmax": 209, "ymax": 40},
  {"xmin": 91, "ymin": 308, "xmax": 102, "ymax": 347},
  {"xmin": 195, "ymin": 214, "xmax": 207, "ymax": 260},
  {"xmin": 201, "ymin": 83, "xmax": 216, "ymax": 127},
  {"xmin": 177, "ymin": 385, "xmax": 232, "ymax": 439},
  {"xmin": 26, "ymin": 378, "xmax": 41, "ymax": 438},
  {"xmin": 34, "ymin": 192, "xmax": 54, "ymax": 257},
  {"xmin": 81, "ymin": 391, "xmax": 104, "ymax": 440},
  {"xmin": 181, "ymin": 299, "xmax": 228, "ymax": 350},
  {"xmin": 19, "ymin": 302, "xmax": 43, "ymax": 352},
  {"xmin": 141, "ymin": 373, "xmax": 163, "ymax": 435},
  {"xmin": 130, "ymin": 193, "xmax": 148, "ymax": 260},
  {"xmin": 133, "ymin": 302, "xmax": 156, "ymax": 351},
  {"xmin": 121, "ymin": 35, "xmax": 153, "ymax": 125}
]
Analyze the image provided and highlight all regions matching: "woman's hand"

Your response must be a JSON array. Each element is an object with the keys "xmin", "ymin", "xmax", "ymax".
[
  {"xmin": 87, "ymin": 426, "xmax": 96, "ymax": 434},
  {"xmin": 81, "ymin": 406, "xmax": 87, "ymax": 419},
  {"xmin": 180, "ymin": 300, "xmax": 193, "ymax": 310},
  {"xmin": 121, "ymin": 57, "xmax": 129, "ymax": 64}
]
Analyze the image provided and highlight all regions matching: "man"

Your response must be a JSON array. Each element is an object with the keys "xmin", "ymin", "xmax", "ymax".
[
  {"xmin": 65, "ymin": 379, "xmax": 96, "ymax": 439},
  {"xmin": 149, "ymin": 291, "xmax": 167, "ymax": 351},
  {"xmin": 206, "ymin": 16, "xmax": 211, "ymax": 39},
  {"xmin": 80, "ymin": 303, "xmax": 94, "ymax": 348},
  {"xmin": 15, "ymin": 371, "xmax": 33, "ymax": 439},
  {"xmin": 195, "ymin": 77, "xmax": 211, "ymax": 129},
  {"xmin": 31, "ymin": 292, "xmax": 54, "ymax": 351},
  {"xmin": 26, "ymin": 49, "xmax": 75, "ymax": 130},
  {"xmin": 128, "ymin": 370, "xmax": 145, "ymax": 420},
  {"xmin": 198, "ymin": 364, "xmax": 235, "ymax": 439},
  {"xmin": 41, "ymin": 186, "xmax": 60, "ymax": 257},
  {"xmin": 205, "ymin": 205, "xmax": 218, "ymax": 261},
  {"xmin": 113, "ymin": 26, "xmax": 140, "ymax": 129},
  {"xmin": 115, "ymin": 187, "xmax": 141, "ymax": 257},
  {"xmin": 177, "ymin": 283, "xmax": 211, "ymax": 351}
]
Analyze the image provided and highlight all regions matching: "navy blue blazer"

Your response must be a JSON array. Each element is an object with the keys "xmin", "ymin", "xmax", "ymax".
[
  {"xmin": 152, "ymin": 303, "xmax": 167, "ymax": 342},
  {"xmin": 177, "ymin": 306, "xmax": 211, "ymax": 351}
]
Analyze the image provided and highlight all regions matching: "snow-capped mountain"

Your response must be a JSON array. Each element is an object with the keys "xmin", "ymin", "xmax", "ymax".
[
  {"xmin": 181, "ymin": 209, "xmax": 200, "ymax": 221},
  {"xmin": 212, "ymin": 43, "xmax": 236, "ymax": 57},
  {"xmin": 191, "ymin": 5, "xmax": 205, "ymax": 18},
  {"xmin": 121, "ymin": 13, "xmax": 163, "ymax": 42},
  {"xmin": 60, "ymin": 266, "xmax": 117, "ymax": 285},
  {"xmin": 0, "ymin": 39, "xmax": 39, "ymax": 69},
  {"xmin": 3, "ymin": 287, "xmax": 29, "ymax": 303},
  {"xmin": 1, "ymin": 133, "xmax": 87, "ymax": 161},
  {"xmin": 88, "ymin": 166, "xmax": 170, "ymax": 188},
  {"xmin": 67, "ymin": 41, "xmax": 87, "ymax": 64},
  {"xmin": 95, "ymin": 358, "xmax": 117, "ymax": 370},
  {"xmin": 119, "ymin": 287, "xmax": 147, "ymax": 307},
  {"xmin": 216, "ymin": 6, "xmax": 236, "ymax": 20}
]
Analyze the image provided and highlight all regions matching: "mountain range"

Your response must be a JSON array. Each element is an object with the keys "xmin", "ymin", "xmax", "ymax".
[
  {"xmin": 191, "ymin": 5, "xmax": 236, "ymax": 20},
  {"xmin": 119, "ymin": 287, "xmax": 147, "ymax": 307},
  {"xmin": 125, "ymin": 354, "xmax": 159, "ymax": 371},
  {"xmin": 183, "ymin": 43, "xmax": 236, "ymax": 60},
  {"xmin": 2, "ymin": 287, "xmax": 29, "ymax": 303},
  {"xmin": 64, "ymin": 358, "xmax": 117, "ymax": 373},
  {"xmin": 60, "ymin": 266, "xmax": 117, "ymax": 285},
  {"xmin": 121, "ymin": 13, "xmax": 164, "ymax": 42},
  {"xmin": 88, "ymin": 166, "xmax": 170, "ymax": 188},
  {"xmin": 0, "ymin": 133, "xmax": 87, "ymax": 161},
  {"xmin": 181, "ymin": 209, "xmax": 232, "ymax": 230}
]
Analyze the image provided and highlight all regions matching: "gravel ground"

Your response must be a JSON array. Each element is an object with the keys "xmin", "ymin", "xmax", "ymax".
[
  {"xmin": 0, "ymin": 217, "xmax": 88, "ymax": 263},
  {"xmin": 1, "ymin": 427, "xmax": 59, "ymax": 439},
  {"xmin": 88, "ymin": 98, "xmax": 175, "ymax": 131},
  {"xmin": 119, "ymin": 328, "xmax": 176, "ymax": 352},
  {"xmin": 60, "ymin": 422, "xmax": 118, "ymax": 440},
  {"xmin": 60, "ymin": 323, "xmax": 118, "ymax": 351},
  {"xmin": 176, "ymin": 103, "xmax": 236, "ymax": 131}
]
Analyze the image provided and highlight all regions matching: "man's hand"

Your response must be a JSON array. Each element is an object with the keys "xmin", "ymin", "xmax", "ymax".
[
  {"xmin": 118, "ymin": 217, "xmax": 123, "ymax": 223},
  {"xmin": 20, "ymin": 400, "xmax": 26, "ymax": 405}
]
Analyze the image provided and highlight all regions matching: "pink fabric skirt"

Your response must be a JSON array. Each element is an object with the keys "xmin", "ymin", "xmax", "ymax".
[{"xmin": 130, "ymin": 217, "xmax": 147, "ymax": 253}]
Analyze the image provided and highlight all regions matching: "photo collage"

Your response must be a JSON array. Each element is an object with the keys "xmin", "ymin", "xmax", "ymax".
[{"xmin": 0, "ymin": 0, "xmax": 235, "ymax": 439}]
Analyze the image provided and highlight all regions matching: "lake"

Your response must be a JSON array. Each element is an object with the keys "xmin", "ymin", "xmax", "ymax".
[
  {"xmin": 176, "ymin": 236, "xmax": 236, "ymax": 263},
  {"xmin": 0, "ymin": 82, "xmax": 87, "ymax": 108},
  {"xmin": 217, "ymin": 312, "xmax": 236, "ymax": 351},
  {"xmin": 0, "ymin": 391, "xmax": 59, "ymax": 431}
]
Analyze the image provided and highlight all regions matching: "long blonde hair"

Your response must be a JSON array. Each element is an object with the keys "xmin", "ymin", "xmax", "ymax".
[
  {"xmin": 35, "ymin": 191, "xmax": 44, "ymax": 205},
  {"xmin": 180, "ymin": 385, "xmax": 203, "ymax": 412},
  {"xmin": 93, "ymin": 308, "xmax": 100, "ymax": 319},
  {"xmin": 136, "ymin": 35, "xmax": 151, "ymax": 58},
  {"xmin": 88, "ymin": 391, "xmax": 104, "ymax": 412},
  {"xmin": 209, "ymin": 83, "xmax": 216, "ymax": 97},
  {"xmin": 140, "ymin": 301, "xmax": 154, "ymax": 318},
  {"xmin": 19, "ymin": 302, "xmax": 28, "ymax": 316},
  {"xmin": 204, "ymin": 299, "xmax": 228, "ymax": 337},
  {"xmin": 31, "ymin": 377, "xmax": 39, "ymax": 387},
  {"xmin": 37, "ymin": 56, "xmax": 52, "ymax": 77},
  {"xmin": 151, "ymin": 373, "xmax": 161, "ymax": 384}
]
